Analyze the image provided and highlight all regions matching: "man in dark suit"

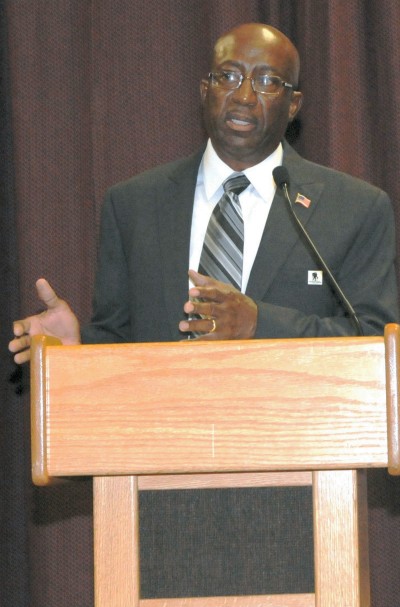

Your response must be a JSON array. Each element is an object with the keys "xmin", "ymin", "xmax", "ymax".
[
  {"xmin": 9, "ymin": 22, "xmax": 399, "ymax": 596},
  {"xmin": 9, "ymin": 23, "xmax": 398, "ymax": 352}
]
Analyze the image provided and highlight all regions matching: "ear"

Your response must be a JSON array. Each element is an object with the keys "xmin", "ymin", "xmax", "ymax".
[
  {"xmin": 288, "ymin": 91, "xmax": 303, "ymax": 121},
  {"xmin": 200, "ymin": 78, "xmax": 209, "ymax": 104}
]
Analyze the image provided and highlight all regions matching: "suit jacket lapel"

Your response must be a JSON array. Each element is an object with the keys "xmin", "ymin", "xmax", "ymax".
[
  {"xmin": 246, "ymin": 142, "xmax": 325, "ymax": 300},
  {"xmin": 157, "ymin": 150, "xmax": 204, "ymax": 337}
]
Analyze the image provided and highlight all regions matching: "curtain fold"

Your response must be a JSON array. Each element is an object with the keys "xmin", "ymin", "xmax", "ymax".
[{"xmin": 0, "ymin": 0, "xmax": 30, "ymax": 604}]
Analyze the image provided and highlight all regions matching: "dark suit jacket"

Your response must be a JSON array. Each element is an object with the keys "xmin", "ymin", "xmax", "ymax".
[{"xmin": 82, "ymin": 141, "xmax": 399, "ymax": 344}]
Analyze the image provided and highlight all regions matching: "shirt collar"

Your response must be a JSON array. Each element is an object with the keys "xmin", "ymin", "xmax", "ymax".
[{"xmin": 201, "ymin": 139, "xmax": 283, "ymax": 201}]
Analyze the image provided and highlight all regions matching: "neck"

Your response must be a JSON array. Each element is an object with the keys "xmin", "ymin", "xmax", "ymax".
[{"xmin": 211, "ymin": 142, "xmax": 280, "ymax": 172}]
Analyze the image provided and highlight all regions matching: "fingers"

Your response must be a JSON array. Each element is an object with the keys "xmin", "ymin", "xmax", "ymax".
[
  {"xmin": 182, "ymin": 270, "xmax": 236, "ymax": 337},
  {"xmin": 183, "ymin": 299, "xmax": 215, "ymax": 318},
  {"xmin": 9, "ymin": 279, "xmax": 62, "ymax": 364},
  {"xmin": 178, "ymin": 317, "xmax": 218, "ymax": 337},
  {"xmin": 12, "ymin": 346, "xmax": 32, "ymax": 365},
  {"xmin": 11, "ymin": 280, "xmax": 58, "ymax": 339},
  {"xmin": 188, "ymin": 269, "xmax": 236, "ymax": 302},
  {"xmin": 194, "ymin": 317, "xmax": 219, "ymax": 340},
  {"xmin": 9, "ymin": 315, "xmax": 34, "ymax": 364},
  {"xmin": 9, "ymin": 278, "xmax": 81, "ymax": 365},
  {"xmin": 183, "ymin": 270, "xmax": 257, "ymax": 339},
  {"xmin": 35, "ymin": 278, "xmax": 60, "ymax": 309},
  {"xmin": 8, "ymin": 334, "xmax": 32, "ymax": 363},
  {"xmin": 12, "ymin": 319, "xmax": 31, "ymax": 337},
  {"xmin": 181, "ymin": 294, "xmax": 217, "ymax": 336},
  {"xmin": 188, "ymin": 269, "xmax": 221, "ymax": 289},
  {"xmin": 188, "ymin": 269, "xmax": 209, "ymax": 285},
  {"xmin": 9, "ymin": 334, "xmax": 31, "ymax": 352}
]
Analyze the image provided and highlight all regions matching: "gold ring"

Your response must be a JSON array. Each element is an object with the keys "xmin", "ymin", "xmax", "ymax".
[{"xmin": 210, "ymin": 319, "xmax": 217, "ymax": 333}]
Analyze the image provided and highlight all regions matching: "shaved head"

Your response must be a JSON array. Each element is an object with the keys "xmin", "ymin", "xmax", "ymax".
[{"xmin": 213, "ymin": 24, "xmax": 300, "ymax": 86}]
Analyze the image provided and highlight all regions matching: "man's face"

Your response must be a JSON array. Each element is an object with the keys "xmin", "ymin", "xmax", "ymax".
[{"xmin": 201, "ymin": 25, "xmax": 303, "ymax": 170}]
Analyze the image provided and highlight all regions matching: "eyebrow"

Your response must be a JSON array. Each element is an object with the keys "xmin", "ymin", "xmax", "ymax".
[{"xmin": 216, "ymin": 60, "xmax": 279, "ymax": 74}]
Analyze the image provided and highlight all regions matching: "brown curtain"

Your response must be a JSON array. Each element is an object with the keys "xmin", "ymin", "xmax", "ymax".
[{"xmin": 1, "ymin": 1, "xmax": 400, "ymax": 606}]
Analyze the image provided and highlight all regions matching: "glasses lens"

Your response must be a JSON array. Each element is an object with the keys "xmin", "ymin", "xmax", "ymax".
[
  {"xmin": 212, "ymin": 71, "xmax": 242, "ymax": 89},
  {"xmin": 253, "ymin": 75, "xmax": 282, "ymax": 94}
]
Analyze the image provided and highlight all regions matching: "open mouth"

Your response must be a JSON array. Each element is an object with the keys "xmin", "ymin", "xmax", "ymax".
[{"xmin": 226, "ymin": 113, "xmax": 257, "ymax": 132}]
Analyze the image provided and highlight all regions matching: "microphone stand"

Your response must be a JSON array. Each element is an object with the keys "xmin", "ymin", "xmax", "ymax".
[{"xmin": 280, "ymin": 179, "xmax": 364, "ymax": 337}]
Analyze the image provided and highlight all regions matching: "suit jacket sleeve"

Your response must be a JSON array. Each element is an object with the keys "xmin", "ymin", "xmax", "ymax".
[
  {"xmin": 81, "ymin": 151, "xmax": 201, "ymax": 345},
  {"xmin": 81, "ymin": 186, "xmax": 132, "ymax": 344}
]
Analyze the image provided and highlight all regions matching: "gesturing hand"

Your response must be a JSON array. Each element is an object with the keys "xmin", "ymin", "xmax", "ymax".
[
  {"xmin": 179, "ymin": 270, "xmax": 258, "ymax": 340},
  {"xmin": 9, "ymin": 278, "xmax": 81, "ymax": 364}
]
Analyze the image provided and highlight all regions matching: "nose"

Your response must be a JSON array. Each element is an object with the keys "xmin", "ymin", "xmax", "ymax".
[{"xmin": 232, "ymin": 76, "xmax": 257, "ymax": 105}]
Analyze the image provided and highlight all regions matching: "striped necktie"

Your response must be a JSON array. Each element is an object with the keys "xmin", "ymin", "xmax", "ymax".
[{"xmin": 198, "ymin": 173, "xmax": 250, "ymax": 290}]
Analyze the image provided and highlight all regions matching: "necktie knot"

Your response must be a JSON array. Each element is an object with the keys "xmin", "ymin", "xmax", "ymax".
[{"xmin": 223, "ymin": 173, "xmax": 250, "ymax": 196}]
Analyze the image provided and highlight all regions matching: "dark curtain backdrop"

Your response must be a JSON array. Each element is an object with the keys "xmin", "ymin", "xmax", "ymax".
[{"xmin": 1, "ymin": 1, "xmax": 400, "ymax": 606}]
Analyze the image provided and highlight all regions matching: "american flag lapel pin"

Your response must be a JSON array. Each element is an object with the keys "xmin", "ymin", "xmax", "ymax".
[{"xmin": 295, "ymin": 193, "xmax": 311, "ymax": 208}]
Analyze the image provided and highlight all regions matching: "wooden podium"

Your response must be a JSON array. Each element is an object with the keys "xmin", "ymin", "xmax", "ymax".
[{"xmin": 30, "ymin": 325, "xmax": 400, "ymax": 607}]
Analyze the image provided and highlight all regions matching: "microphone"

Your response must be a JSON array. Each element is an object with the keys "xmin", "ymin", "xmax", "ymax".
[{"xmin": 272, "ymin": 166, "xmax": 363, "ymax": 336}]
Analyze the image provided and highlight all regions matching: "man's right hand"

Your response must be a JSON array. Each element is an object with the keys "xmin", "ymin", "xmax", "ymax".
[{"xmin": 8, "ymin": 278, "xmax": 81, "ymax": 364}]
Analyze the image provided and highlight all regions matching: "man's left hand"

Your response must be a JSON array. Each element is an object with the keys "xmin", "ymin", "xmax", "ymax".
[{"xmin": 179, "ymin": 270, "xmax": 258, "ymax": 340}]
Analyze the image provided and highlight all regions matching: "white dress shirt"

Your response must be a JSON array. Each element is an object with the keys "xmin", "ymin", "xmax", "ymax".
[{"xmin": 189, "ymin": 139, "xmax": 283, "ymax": 292}]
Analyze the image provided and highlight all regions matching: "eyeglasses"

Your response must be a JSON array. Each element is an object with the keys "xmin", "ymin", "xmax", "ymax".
[{"xmin": 208, "ymin": 71, "xmax": 294, "ymax": 96}]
